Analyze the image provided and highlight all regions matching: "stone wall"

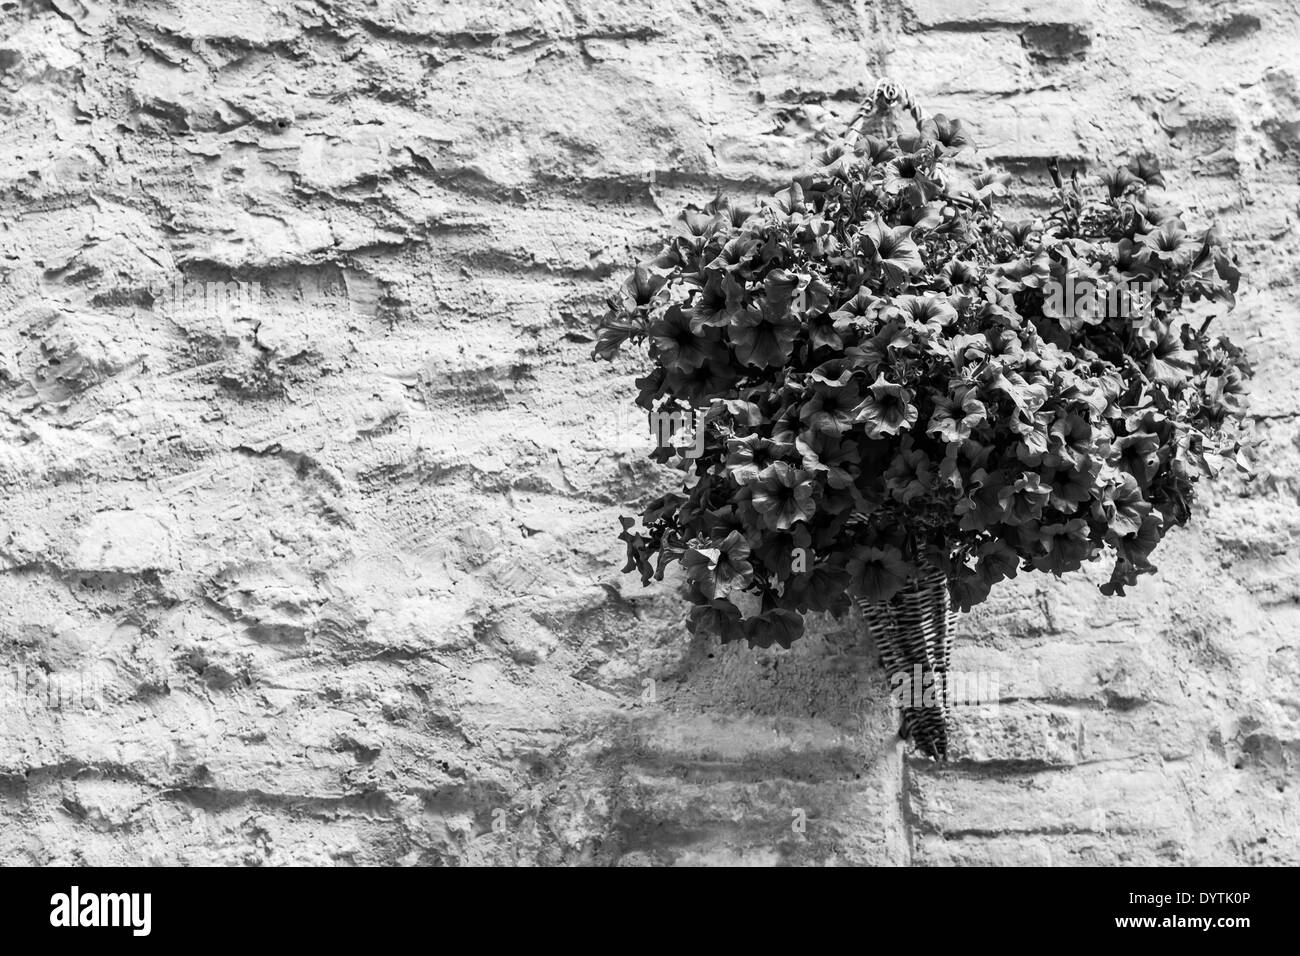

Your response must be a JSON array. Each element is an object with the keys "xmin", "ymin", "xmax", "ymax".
[{"xmin": 0, "ymin": 0, "xmax": 1297, "ymax": 865}]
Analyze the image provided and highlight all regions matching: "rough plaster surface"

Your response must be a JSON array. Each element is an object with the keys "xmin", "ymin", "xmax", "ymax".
[{"xmin": 0, "ymin": 0, "xmax": 1297, "ymax": 866}]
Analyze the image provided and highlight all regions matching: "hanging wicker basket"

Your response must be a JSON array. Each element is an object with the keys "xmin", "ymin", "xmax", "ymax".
[{"xmin": 856, "ymin": 560, "xmax": 957, "ymax": 760}]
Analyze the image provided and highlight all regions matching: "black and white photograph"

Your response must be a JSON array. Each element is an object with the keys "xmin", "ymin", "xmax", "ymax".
[{"xmin": 0, "ymin": 0, "xmax": 1293, "ymax": 916}]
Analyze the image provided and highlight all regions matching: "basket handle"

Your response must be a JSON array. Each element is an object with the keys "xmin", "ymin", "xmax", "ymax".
[{"xmin": 847, "ymin": 78, "xmax": 929, "ymax": 137}]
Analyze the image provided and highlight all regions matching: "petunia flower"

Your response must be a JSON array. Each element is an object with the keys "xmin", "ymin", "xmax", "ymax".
[
  {"xmin": 805, "ymin": 307, "xmax": 845, "ymax": 352},
  {"xmin": 845, "ymin": 317, "xmax": 912, "ymax": 375},
  {"xmin": 923, "ymin": 114, "xmax": 972, "ymax": 154},
  {"xmin": 1111, "ymin": 512, "xmax": 1163, "ymax": 569},
  {"xmin": 856, "ymin": 134, "xmax": 899, "ymax": 165},
  {"xmin": 984, "ymin": 369, "xmax": 1051, "ymax": 437},
  {"xmin": 785, "ymin": 563, "xmax": 853, "ymax": 613},
  {"xmin": 1028, "ymin": 518, "xmax": 1095, "ymax": 574},
  {"xmin": 688, "ymin": 598, "xmax": 744, "ymax": 644},
  {"xmin": 681, "ymin": 530, "xmax": 754, "ymax": 598},
  {"xmin": 1044, "ymin": 412, "xmax": 1096, "ymax": 471},
  {"xmin": 679, "ymin": 206, "xmax": 720, "ymax": 238},
  {"xmin": 1137, "ymin": 220, "xmax": 1199, "ymax": 269},
  {"xmin": 956, "ymin": 469, "xmax": 1008, "ymax": 531},
  {"xmin": 688, "ymin": 271, "xmax": 746, "ymax": 332},
  {"xmin": 846, "ymin": 544, "xmax": 913, "ymax": 603},
  {"xmin": 993, "ymin": 249, "xmax": 1051, "ymax": 292},
  {"xmin": 591, "ymin": 258, "xmax": 673, "ymax": 359},
  {"xmin": 1142, "ymin": 323, "xmax": 1195, "ymax": 387},
  {"xmin": 970, "ymin": 170, "xmax": 1011, "ymax": 203},
  {"xmin": 808, "ymin": 356, "xmax": 859, "ymax": 389},
  {"xmin": 1014, "ymin": 408, "xmax": 1055, "ymax": 462},
  {"xmin": 985, "ymin": 328, "xmax": 1025, "ymax": 363},
  {"xmin": 884, "ymin": 437, "xmax": 934, "ymax": 504},
  {"xmin": 591, "ymin": 309, "xmax": 645, "ymax": 361},
  {"xmin": 769, "ymin": 180, "xmax": 810, "ymax": 220},
  {"xmin": 1096, "ymin": 470, "xmax": 1151, "ymax": 537},
  {"xmin": 743, "ymin": 609, "xmax": 805, "ymax": 650},
  {"xmin": 815, "ymin": 142, "xmax": 858, "ymax": 180},
  {"xmin": 858, "ymin": 219, "xmax": 924, "ymax": 287},
  {"xmin": 750, "ymin": 462, "xmax": 818, "ymax": 531},
  {"xmin": 828, "ymin": 288, "xmax": 883, "ymax": 338},
  {"xmin": 888, "ymin": 293, "xmax": 958, "ymax": 331},
  {"xmin": 997, "ymin": 472, "xmax": 1051, "ymax": 526},
  {"xmin": 936, "ymin": 331, "xmax": 991, "ymax": 371},
  {"xmin": 663, "ymin": 357, "xmax": 738, "ymax": 405},
  {"xmin": 706, "ymin": 235, "xmax": 761, "ymax": 276},
  {"xmin": 1111, "ymin": 432, "xmax": 1162, "ymax": 488},
  {"xmin": 710, "ymin": 193, "xmax": 757, "ymax": 228},
  {"xmin": 927, "ymin": 386, "xmax": 986, "ymax": 443},
  {"xmin": 620, "ymin": 261, "xmax": 670, "ymax": 309},
  {"xmin": 729, "ymin": 271, "xmax": 804, "ymax": 368},
  {"xmin": 800, "ymin": 380, "xmax": 863, "ymax": 437},
  {"xmin": 1043, "ymin": 464, "xmax": 1096, "ymax": 511},
  {"xmin": 724, "ymin": 434, "xmax": 787, "ymax": 485},
  {"xmin": 940, "ymin": 259, "xmax": 981, "ymax": 288},
  {"xmin": 853, "ymin": 372, "xmax": 919, "ymax": 437},
  {"xmin": 1202, "ymin": 365, "xmax": 1249, "ymax": 420},
  {"xmin": 703, "ymin": 504, "xmax": 746, "ymax": 540},
  {"xmin": 898, "ymin": 200, "xmax": 948, "ymax": 235},
  {"xmin": 1100, "ymin": 165, "xmax": 1141, "ymax": 199},
  {"xmin": 649, "ymin": 305, "xmax": 719, "ymax": 373},
  {"xmin": 1125, "ymin": 155, "xmax": 1166, "ymax": 189},
  {"xmin": 795, "ymin": 432, "xmax": 859, "ymax": 490},
  {"xmin": 882, "ymin": 153, "xmax": 942, "ymax": 206},
  {"xmin": 750, "ymin": 523, "xmax": 813, "ymax": 578},
  {"xmin": 975, "ymin": 538, "xmax": 1020, "ymax": 585},
  {"xmin": 1169, "ymin": 426, "xmax": 1216, "ymax": 483},
  {"xmin": 1005, "ymin": 220, "xmax": 1042, "ymax": 249}
]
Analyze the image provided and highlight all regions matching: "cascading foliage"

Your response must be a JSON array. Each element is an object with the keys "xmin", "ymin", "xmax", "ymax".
[{"xmin": 593, "ymin": 106, "xmax": 1251, "ymax": 649}]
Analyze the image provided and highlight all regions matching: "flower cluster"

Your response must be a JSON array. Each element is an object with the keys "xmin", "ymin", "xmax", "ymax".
[{"xmin": 593, "ymin": 112, "xmax": 1251, "ymax": 648}]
